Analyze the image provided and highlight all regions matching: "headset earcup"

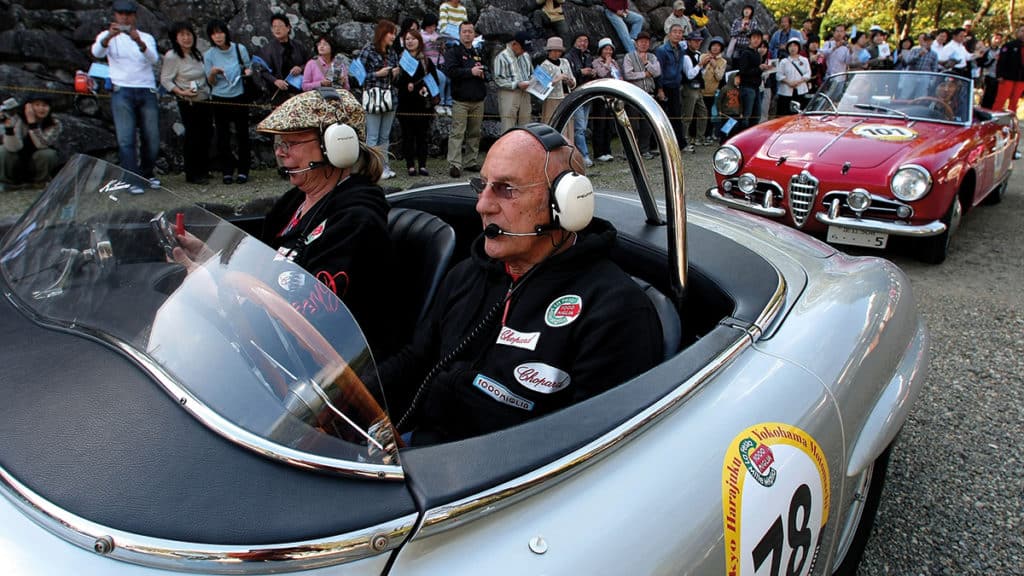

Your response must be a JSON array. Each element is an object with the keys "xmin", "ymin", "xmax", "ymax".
[
  {"xmin": 550, "ymin": 171, "xmax": 595, "ymax": 232},
  {"xmin": 322, "ymin": 123, "xmax": 359, "ymax": 169}
]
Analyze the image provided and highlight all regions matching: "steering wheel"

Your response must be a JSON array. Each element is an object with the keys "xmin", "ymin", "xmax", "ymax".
[
  {"xmin": 220, "ymin": 270, "xmax": 401, "ymax": 450},
  {"xmin": 908, "ymin": 97, "xmax": 954, "ymax": 119}
]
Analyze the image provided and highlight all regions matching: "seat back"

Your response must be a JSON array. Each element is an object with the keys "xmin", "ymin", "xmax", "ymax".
[
  {"xmin": 632, "ymin": 277, "xmax": 682, "ymax": 360},
  {"xmin": 388, "ymin": 208, "xmax": 457, "ymax": 330}
]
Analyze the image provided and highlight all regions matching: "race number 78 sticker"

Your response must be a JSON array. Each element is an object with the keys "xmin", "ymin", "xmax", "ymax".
[{"xmin": 723, "ymin": 423, "xmax": 831, "ymax": 576}]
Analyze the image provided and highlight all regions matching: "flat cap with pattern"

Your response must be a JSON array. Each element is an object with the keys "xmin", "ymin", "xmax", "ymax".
[{"xmin": 256, "ymin": 88, "xmax": 366, "ymax": 142}]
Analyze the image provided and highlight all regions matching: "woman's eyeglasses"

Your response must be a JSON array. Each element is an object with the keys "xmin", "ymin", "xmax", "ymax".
[
  {"xmin": 469, "ymin": 177, "xmax": 545, "ymax": 200},
  {"xmin": 273, "ymin": 137, "xmax": 319, "ymax": 154}
]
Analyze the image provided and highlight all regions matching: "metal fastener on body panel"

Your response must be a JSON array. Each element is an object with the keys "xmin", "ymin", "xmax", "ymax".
[
  {"xmin": 370, "ymin": 534, "xmax": 389, "ymax": 551},
  {"xmin": 529, "ymin": 536, "xmax": 548, "ymax": 554},
  {"xmin": 94, "ymin": 535, "xmax": 115, "ymax": 554}
]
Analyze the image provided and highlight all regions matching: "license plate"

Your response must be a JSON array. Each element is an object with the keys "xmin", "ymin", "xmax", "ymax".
[{"xmin": 827, "ymin": 226, "xmax": 889, "ymax": 249}]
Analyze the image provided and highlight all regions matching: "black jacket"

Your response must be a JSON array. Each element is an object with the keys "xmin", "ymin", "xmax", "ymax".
[
  {"xmin": 733, "ymin": 45, "xmax": 763, "ymax": 89},
  {"xmin": 382, "ymin": 219, "xmax": 663, "ymax": 443},
  {"xmin": 996, "ymin": 39, "xmax": 1024, "ymax": 81},
  {"xmin": 397, "ymin": 57, "xmax": 439, "ymax": 112},
  {"xmin": 262, "ymin": 174, "xmax": 398, "ymax": 355},
  {"xmin": 444, "ymin": 42, "xmax": 488, "ymax": 102},
  {"xmin": 566, "ymin": 46, "xmax": 595, "ymax": 86},
  {"xmin": 257, "ymin": 39, "xmax": 310, "ymax": 101}
]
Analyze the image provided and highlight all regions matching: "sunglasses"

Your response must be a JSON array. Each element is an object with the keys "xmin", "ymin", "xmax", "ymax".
[
  {"xmin": 273, "ymin": 137, "xmax": 319, "ymax": 153},
  {"xmin": 469, "ymin": 177, "xmax": 545, "ymax": 200}
]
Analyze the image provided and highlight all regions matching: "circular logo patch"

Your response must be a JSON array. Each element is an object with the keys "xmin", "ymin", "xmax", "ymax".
[
  {"xmin": 545, "ymin": 294, "xmax": 583, "ymax": 327},
  {"xmin": 852, "ymin": 124, "xmax": 918, "ymax": 142},
  {"xmin": 722, "ymin": 423, "xmax": 831, "ymax": 576},
  {"xmin": 277, "ymin": 270, "xmax": 307, "ymax": 292}
]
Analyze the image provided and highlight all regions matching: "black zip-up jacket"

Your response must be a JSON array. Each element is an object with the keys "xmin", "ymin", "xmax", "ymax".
[
  {"xmin": 262, "ymin": 174, "xmax": 399, "ymax": 356},
  {"xmin": 381, "ymin": 218, "xmax": 663, "ymax": 443},
  {"xmin": 996, "ymin": 39, "xmax": 1024, "ymax": 81},
  {"xmin": 733, "ymin": 45, "xmax": 763, "ymax": 89},
  {"xmin": 257, "ymin": 39, "xmax": 310, "ymax": 94},
  {"xmin": 566, "ymin": 46, "xmax": 595, "ymax": 86},
  {"xmin": 444, "ymin": 42, "xmax": 488, "ymax": 102}
]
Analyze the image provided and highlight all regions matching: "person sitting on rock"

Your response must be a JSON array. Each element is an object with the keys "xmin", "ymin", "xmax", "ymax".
[{"xmin": 0, "ymin": 94, "xmax": 62, "ymax": 192}]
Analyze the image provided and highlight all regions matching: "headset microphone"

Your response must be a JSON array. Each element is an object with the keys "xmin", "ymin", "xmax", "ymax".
[
  {"xmin": 483, "ymin": 223, "xmax": 560, "ymax": 238},
  {"xmin": 277, "ymin": 161, "xmax": 328, "ymax": 176}
]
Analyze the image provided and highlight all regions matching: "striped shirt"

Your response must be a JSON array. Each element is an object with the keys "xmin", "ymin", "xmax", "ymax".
[
  {"xmin": 493, "ymin": 46, "xmax": 532, "ymax": 90},
  {"xmin": 439, "ymin": 2, "xmax": 468, "ymax": 31}
]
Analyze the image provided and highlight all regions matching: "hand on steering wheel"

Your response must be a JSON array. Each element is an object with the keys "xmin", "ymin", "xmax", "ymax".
[{"xmin": 908, "ymin": 96, "xmax": 954, "ymax": 119}]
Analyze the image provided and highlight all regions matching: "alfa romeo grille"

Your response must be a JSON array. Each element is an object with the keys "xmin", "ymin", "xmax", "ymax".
[{"xmin": 788, "ymin": 171, "xmax": 819, "ymax": 228}]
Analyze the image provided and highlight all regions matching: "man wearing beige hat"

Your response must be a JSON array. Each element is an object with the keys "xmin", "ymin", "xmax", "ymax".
[
  {"xmin": 494, "ymin": 32, "xmax": 535, "ymax": 131},
  {"xmin": 537, "ymin": 37, "xmax": 576, "ymax": 124},
  {"xmin": 663, "ymin": 1, "xmax": 693, "ymax": 37}
]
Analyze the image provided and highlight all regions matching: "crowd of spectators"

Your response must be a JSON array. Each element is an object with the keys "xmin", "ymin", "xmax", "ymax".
[{"xmin": 6, "ymin": 0, "xmax": 1024, "ymax": 194}]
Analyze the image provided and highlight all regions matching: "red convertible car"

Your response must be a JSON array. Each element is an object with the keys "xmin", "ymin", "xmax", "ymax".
[{"xmin": 707, "ymin": 71, "xmax": 1019, "ymax": 263}]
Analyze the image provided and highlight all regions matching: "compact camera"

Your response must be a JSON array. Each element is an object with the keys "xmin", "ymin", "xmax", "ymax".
[
  {"xmin": 0, "ymin": 97, "xmax": 19, "ymax": 120},
  {"xmin": 117, "ymin": 24, "xmax": 132, "ymax": 33}
]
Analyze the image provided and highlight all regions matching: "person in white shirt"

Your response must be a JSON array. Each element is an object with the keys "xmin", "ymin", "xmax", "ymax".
[
  {"xmin": 90, "ymin": 0, "xmax": 160, "ymax": 192},
  {"xmin": 776, "ymin": 38, "xmax": 811, "ymax": 115},
  {"xmin": 939, "ymin": 27, "xmax": 972, "ymax": 77}
]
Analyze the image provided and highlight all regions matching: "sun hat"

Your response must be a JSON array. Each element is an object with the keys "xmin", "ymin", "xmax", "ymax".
[
  {"xmin": 256, "ymin": 88, "xmax": 366, "ymax": 142},
  {"xmin": 545, "ymin": 37, "xmax": 565, "ymax": 51},
  {"xmin": 597, "ymin": 37, "xmax": 614, "ymax": 51}
]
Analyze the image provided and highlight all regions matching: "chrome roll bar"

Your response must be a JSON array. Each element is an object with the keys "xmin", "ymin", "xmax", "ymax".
[{"xmin": 549, "ymin": 79, "xmax": 687, "ymax": 300}]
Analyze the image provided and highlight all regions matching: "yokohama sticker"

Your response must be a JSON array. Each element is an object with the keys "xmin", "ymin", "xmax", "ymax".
[
  {"xmin": 473, "ymin": 374, "xmax": 534, "ymax": 411},
  {"xmin": 496, "ymin": 327, "xmax": 540, "ymax": 350},
  {"xmin": 722, "ymin": 423, "xmax": 831, "ymax": 576},
  {"xmin": 545, "ymin": 294, "xmax": 583, "ymax": 327},
  {"xmin": 514, "ymin": 362, "xmax": 571, "ymax": 394}
]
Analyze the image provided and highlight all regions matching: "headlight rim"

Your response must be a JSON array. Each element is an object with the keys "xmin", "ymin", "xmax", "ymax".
[
  {"xmin": 890, "ymin": 164, "xmax": 932, "ymax": 202},
  {"xmin": 713, "ymin": 144, "xmax": 743, "ymax": 176}
]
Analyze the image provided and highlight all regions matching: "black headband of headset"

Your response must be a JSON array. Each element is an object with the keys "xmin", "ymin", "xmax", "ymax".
[{"xmin": 512, "ymin": 122, "xmax": 568, "ymax": 152}]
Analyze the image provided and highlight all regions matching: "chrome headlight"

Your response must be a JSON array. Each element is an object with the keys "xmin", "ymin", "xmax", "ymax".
[
  {"xmin": 737, "ymin": 173, "xmax": 757, "ymax": 194},
  {"xmin": 713, "ymin": 145, "xmax": 742, "ymax": 176},
  {"xmin": 848, "ymin": 188, "xmax": 871, "ymax": 212},
  {"xmin": 891, "ymin": 165, "xmax": 932, "ymax": 202}
]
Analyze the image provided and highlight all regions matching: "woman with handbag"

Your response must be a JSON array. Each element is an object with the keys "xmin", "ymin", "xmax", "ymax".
[
  {"xmin": 397, "ymin": 29, "xmax": 439, "ymax": 176},
  {"xmin": 302, "ymin": 35, "xmax": 349, "ymax": 92},
  {"xmin": 203, "ymin": 19, "xmax": 251, "ymax": 185},
  {"xmin": 358, "ymin": 20, "xmax": 400, "ymax": 180},
  {"xmin": 160, "ymin": 21, "xmax": 212, "ymax": 184},
  {"xmin": 775, "ymin": 38, "xmax": 810, "ymax": 115}
]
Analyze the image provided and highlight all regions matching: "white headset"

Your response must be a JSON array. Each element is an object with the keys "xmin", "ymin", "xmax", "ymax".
[
  {"xmin": 515, "ymin": 122, "xmax": 595, "ymax": 232},
  {"xmin": 317, "ymin": 88, "xmax": 360, "ymax": 169}
]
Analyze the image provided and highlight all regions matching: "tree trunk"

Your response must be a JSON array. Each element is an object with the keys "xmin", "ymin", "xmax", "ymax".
[
  {"xmin": 934, "ymin": 0, "xmax": 944, "ymax": 29},
  {"xmin": 808, "ymin": 0, "xmax": 836, "ymax": 36},
  {"xmin": 973, "ymin": 0, "xmax": 994, "ymax": 26},
  {"xmin": 1010, "ymin": 0, "xmax": 1017, "ymax": 30},
  {"xmin": 894, "ymin": 0, "xmax": 918, "ymax": 42}
]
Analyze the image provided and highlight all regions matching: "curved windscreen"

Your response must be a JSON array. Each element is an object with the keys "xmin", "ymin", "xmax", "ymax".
[
  {"xmin": 0, "ymin": 155, "xmax": 400, "ymax": 476},
  {"xmin": 806, "ymin": 71, "xmax": 972, "ymax": 124}
]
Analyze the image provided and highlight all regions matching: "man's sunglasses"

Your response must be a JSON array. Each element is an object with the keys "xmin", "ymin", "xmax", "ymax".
[{"xmin": 469, "ymin": 177, "xmax": 545, "ymax": 200}]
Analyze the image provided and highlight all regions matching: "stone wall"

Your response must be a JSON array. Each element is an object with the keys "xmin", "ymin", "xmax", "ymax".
[{"xmin": 0, "ymin": 0, "xmax": 777, "ymax": 173}]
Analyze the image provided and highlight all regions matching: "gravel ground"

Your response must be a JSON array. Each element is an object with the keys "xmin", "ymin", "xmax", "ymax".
[{"xmin": 1, "ymin": 138, "xmax": 1020, "ymax": 575}]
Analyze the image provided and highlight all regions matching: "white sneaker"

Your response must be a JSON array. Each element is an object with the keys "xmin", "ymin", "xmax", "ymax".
[
  {"xmin": 596, "ymin": 154, "xmax": 614, "ymax": 162},
  {"xmin": 129, "ymin": 185, "xmax": 145, "ymax": 195},
  {"xmin": 435, "ymin": 105, "xmax": 445, "ymax": 116},
  {"xmin": 684, "ymin": 144, "xmax": 695, "ymax": 154},
  {"xmin": 381, "ymin": 168, "xmax": 396, "ymax": 180},
  {"xmin": 149, "ymin": 178, "xmax": 161, "ymax": 188},
  {"xmin": 583, "ymin": 156, "xmax": 594, "ymax": 168}
]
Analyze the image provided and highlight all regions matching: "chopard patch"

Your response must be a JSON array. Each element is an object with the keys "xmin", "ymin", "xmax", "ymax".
[
  {"xmin": 545, "ymin": 294, "xmax": 583, "ymax": 327},
  {"xmin": 496, "ymin": 327, "xmax": 541, "ymax": 350},
  {"xmin": 306, "ymin": 219, "xmax": 327, "ymax": 244},
  {"xmin": 473, "ymin": 374, "xmax": 535, "ymax": 411},
  {"xmin": 277, "ymin": 270, "xmax": 307, "ymax": 292},
  {"xmin": 514, "ymin": 362, "xmax": 571, "ymax": 394}
]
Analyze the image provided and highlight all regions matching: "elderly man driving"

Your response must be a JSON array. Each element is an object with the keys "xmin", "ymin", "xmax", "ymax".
[{"xmin": 382, "ymin": 123, "xmax": 663, "ymax": 445}]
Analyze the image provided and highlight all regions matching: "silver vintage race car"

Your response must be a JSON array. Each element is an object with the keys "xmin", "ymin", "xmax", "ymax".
[{"xmin": 0, "ymin": 81, "xmax": 927, "ymax": 575}]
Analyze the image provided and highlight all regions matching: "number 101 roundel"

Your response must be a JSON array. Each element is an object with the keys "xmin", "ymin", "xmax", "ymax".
[{"xmin": 723, "ymin": 423, "xmax": 831, "ymax": 576}]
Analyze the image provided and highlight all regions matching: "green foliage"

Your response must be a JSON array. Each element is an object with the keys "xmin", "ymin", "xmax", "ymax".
[{"xmin": 761, "ymin": 0, "xmax": 1017, "ymax": 38}]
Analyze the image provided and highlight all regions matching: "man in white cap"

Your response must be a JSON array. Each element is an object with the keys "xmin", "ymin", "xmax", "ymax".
[
  {"xmin": 494, "ymin": 32, "xmax": 535, "ymax": 131},
  {"xmin": 90, "ymin": 0, "xmax": 160, "ymax": 193},
  {"xmin": 663, "ymin": 1, "xmax": 693, "ymax": 37}
]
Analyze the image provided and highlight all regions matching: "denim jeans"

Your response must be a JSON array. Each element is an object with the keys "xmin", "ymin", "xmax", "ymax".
[
  {"xmin": 436, "ymin": 69, "xmax": 454, "ymax": 107},
  {"xmin": 603, "ymin": 8, "xmax": 643, "ymax": 53},
  {"xmin": 366, "ymin": 109, "xmax": 397, "ymax": 169},
  {"xmin": 739, "ymin": 86, "xmax": 761, "ymax": 132},
  {"xmin": 572, "ymin": 103, "xmax": 591, "ymax": 160},
  {"xmin": 111, "ymin": 86, "xmax": 160, "ymax": 178}
]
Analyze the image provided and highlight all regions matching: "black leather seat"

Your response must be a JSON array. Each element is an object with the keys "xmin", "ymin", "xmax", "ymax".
[
  {"xmin": 632, "ymin": 277, "xmax": 682, "ymax": 360},
  {"xmin": 388, "ymin": 208, "xmax": 457, "ymax": 333}
]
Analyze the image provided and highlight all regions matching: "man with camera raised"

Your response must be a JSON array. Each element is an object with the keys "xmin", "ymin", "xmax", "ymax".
[{"xmin": 90, "ymin": 0, "xmax": 160, "ymax": 194}]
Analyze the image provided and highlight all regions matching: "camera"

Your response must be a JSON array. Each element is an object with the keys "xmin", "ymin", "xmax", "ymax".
[
  {"xmin": 0, "ymin": 97, "xmax": 18, "ymax": 120},
  {"xmin": 480, "ymin": 65, "xmax": 493, "ymax": 83},
  {"xmin": 117, "ymin": 24, "xmax": 132, "ymax": 33}
]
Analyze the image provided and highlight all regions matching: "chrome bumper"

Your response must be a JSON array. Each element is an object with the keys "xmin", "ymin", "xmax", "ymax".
[
  {"xmin": 815, "ymin": 212, "xmax": 946, "ymax": 237},
  {"xmin": 706, "ymin": 187, "xmax": 786, "ymax": 217}
]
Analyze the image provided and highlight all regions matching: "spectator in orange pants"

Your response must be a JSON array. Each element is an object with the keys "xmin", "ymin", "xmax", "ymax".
[{"xmin": 993, "ymin": 25, "xmax": 1024, "ymax": 111}]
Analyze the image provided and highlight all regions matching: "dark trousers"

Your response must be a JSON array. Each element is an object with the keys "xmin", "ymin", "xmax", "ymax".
[
  {"xmin": 591, "ymin": 100, "xmax": 615, "ymax": 158},
  {"xmin": 702, "ymin": 95, "xmax": 717, "ymax": 138},
  {"xmin": 399, "ymin": 110, "xmax": 432, "ymax": 169},
  {"xmin": 177, "ymin": 99, "xmax": 212, "ymax": 181},
  {"xmin": 739, "ymin": 86, "xmax": 761, "ymax": 132},
  {"xmin": 660, "ymin": 85, "xmax": 684, "ymax": 147},
  {"xmin": 626, "ymin": 104, "xmax": 654, "ymax": 153},
  {"xmin": 981, "ymin": 76, "xmax": 999, "ymax": 109},
  {"xmin": 211, "ymin": 95, "xmax": 251, "ymax": 177}
]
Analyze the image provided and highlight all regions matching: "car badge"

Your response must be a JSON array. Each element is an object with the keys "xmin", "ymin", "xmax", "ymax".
[{"xmin": 545, "ymin": 294, "xmax": 582, "ymax": 327}]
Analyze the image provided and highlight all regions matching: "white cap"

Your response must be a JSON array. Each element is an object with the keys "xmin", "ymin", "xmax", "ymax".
[{"xmin": 597, "ymin": 37, "xmax": 614, "ymax": 51}]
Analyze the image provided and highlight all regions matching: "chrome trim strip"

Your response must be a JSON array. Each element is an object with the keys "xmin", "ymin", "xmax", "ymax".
[
  {"xmin": 0, "ymin": 463, "xmax": 416, "ymax": 573},
  {"xmin": 815, "ymin": 212, "xmax": 946, "ymax": 236},
  {"xmin": 706, "ymin": 187, "xmax": 787, "ymax": 217},
  {"xmin": 1, "ymin": 294, "xmax": 403, "ymax": 481},
  {"xmin": 416, "ymin": 270, "xmax": 788, "ymax": 537}
]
